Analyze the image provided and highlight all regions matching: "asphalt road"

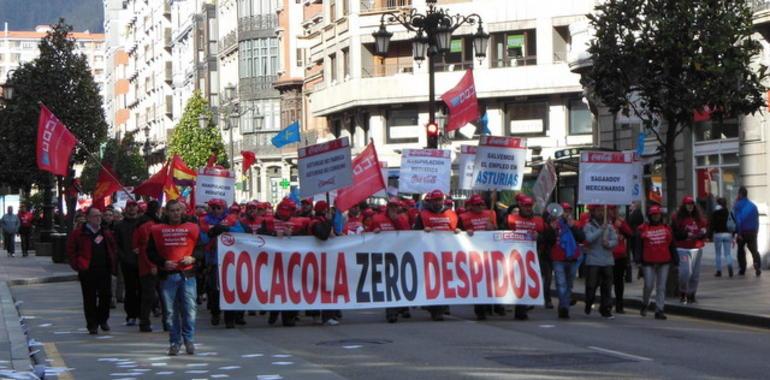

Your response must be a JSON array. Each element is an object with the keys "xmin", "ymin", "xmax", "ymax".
[{"xmin": 11, "ymin": 281, "xmax": 769, "ymax": 380}]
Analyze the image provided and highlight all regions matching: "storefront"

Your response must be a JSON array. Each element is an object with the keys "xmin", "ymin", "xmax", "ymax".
[{"xmin": 692, "ymin": 118, "xmax": 740, "ymax": 212}]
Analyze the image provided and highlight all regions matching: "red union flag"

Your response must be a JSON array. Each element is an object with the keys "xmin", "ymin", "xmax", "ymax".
[
  {"xmin": 37, "ymin": 104, "xmax": 78, "ymax": 176},
  {"xmin": 441, "ymin": 69, "xmax": 479, "ymax": 132},
  {"xmin": 334, "ymin": 143, "xmax": 385, "ymax": 212}
]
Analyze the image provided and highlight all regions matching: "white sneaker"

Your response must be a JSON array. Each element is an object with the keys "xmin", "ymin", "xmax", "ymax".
[{"xmin": 324, "ymin": 318, "xmax": 339, "ymax": 326}]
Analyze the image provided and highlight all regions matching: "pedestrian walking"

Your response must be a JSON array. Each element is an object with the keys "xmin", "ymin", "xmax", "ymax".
[
  {"xmin": 66, "ymin": 207, "xmax": 118, "ymax": 334},
  {"xmin": 582, "ymin": 205, "xmax": 618, "ymax": 319},
  {"xmin": 133, "ymin": 201, "xmax": 162, "ymax": 332},
  {"xmin": 18, "ymin": 205, "xmax": 34, "ymax": 257},
  {"xmin": 114, "ymin": 200, "xmax": 143, "ymax": 326},
  {"xmin": 543, "ymin": 202, "xmax": 585, "ymax": 319},
  {"xmin": 709, "ymin": 197, "xmax": 735, "ymax": 277},
  {"xmin": 1, "ymin": 206, "xmax": 20, "ymax": 257},
  {"xmin": 637, "ymin": 205, "xmax": 676, "ymax": 320},
  {"xmin": 147, "ymin": 200, "xmax": 201, "ymax": 355},
  {"xmin": 672, "ymin": 195, "xmax": 707, "ymax": 304},
  {"xmin": 608, "ymin": 205, "xmax": 633, "ymax": 314},
  {"xmin": 733, "ymin": 187, "xmax": 762, "ymax": 277},
  {"xmin": 103, "ymin": 208, "xmax": 123, "ymax": 307}
]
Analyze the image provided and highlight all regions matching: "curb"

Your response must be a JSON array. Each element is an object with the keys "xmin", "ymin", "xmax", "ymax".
[
  {"xmin": 7, "ymin": 274, "xmax": 78, "ymax": 287},
  {"xmin": 568, "ymin": 291, "xmax": 770, "ymax": 329}
]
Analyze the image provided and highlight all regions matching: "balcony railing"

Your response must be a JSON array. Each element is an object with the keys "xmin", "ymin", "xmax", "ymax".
[
  {"xmin": 753, "ymin": 0, "xmax": 770, "ymax": 12},
  {"xmin": 218, "ymin": 30, "xmax": 237, "ymax": 54},
  {"xmin": 360, "ymin": 0, "xmax": 413, "ymax": 13},
  {"xmin": 491, "ymin": 55, "xmax": 538, "ymax": 68},
  {"xmin": 435, "ymin": 60, "xmax": 474, "ymax": 72},
  {"xmin": 362, "ymin": 62, "xmax": 414, "ymax": 78},
  {"xmin": 238, "ymin": 14, "xmax": 278, "ymax": 35}
]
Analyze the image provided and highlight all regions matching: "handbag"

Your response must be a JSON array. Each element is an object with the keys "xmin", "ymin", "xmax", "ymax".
[{"xmin": 726, "ymin": 211, "xmax": 736, "ymax": 233}]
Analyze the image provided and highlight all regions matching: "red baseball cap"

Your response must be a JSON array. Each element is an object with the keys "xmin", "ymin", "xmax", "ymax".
[
  {"xmin": 246, "ymin": 201, "xmax": 259, "ymax": 209},
  {"xmin": 648, "ymin": 205, "xmax": 662, "ymax": 215},
  {"xmin": 518, "ymin": 196, "xmax": 534, "ymax": 206},
  {"xmin": 587, "ymin": 204, "xmax": 602, "ymax": 210},
  {"xmin": 314, "ymin": 200, "xmax": 329, "ymax": 213},
  {"xmin": 425, "ymin": 189, "xmax": 445, "ymax": 201},
  {"xmin": 560, "ymin": 202, "xmax": 573, "ymax": 210},
  {"xmin": 682, "ymin": 195, "xmax": 695, "ymax": 205},
  {"xmin": 467, "ymin": 194, "xmax": 485, "ymax": 206},
  {"xmin": 207, "ymin": 198, "xmax": 226, "ymax": 208}
]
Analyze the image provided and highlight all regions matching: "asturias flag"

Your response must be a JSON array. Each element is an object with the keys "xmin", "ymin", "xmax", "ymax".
[
  {"xmin": 271, "ymin": 121, "xmax": 301, "ymax": 148},
  {"xmin": 37, "ymin": 104, "xmax": 78, "ymax": 176}
]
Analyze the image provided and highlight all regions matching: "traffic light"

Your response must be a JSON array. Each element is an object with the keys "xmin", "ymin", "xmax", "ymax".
[{"xmin": 426, "ymin": 122, "xmax": 439, "ymax": 149}]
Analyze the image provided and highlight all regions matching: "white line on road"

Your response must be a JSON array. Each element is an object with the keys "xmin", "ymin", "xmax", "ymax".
[{"xmin": 587, "ymin": 346, "xmax": 653, "ymax": 362}]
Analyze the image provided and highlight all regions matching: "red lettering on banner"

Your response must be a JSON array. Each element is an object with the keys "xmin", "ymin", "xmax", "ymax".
[
  {"xmin": 333, "ymin": 252, "xmax": 350, "ymax": 303},
  {"xmin": 254, "ymin": 252, "xmax": 268, "ymax": 303},
  {"xmin": 483, "ymin": 251, "xmax": 493, "ymax": 297},
  {"xmin": 301, "ymin": 254, "xmax": 319, "ymax": 303},
  {"xmin": 526, "ymin": 250, "xmax": 541, "ymax": 298},
  {"xmin": 221, "ymin": 251, "xmax": 236, "ymax": 304},
  {"xmin": 236, "ymin": 252, "xmax": 253, "ymax": 304},
  {"xmin": 455, "ymin": 251, "xmax": 470, "ymax": 298},
  {"xmin": 491, "ymin": 251, "xmax": 508, "ymax": 298},
  {"xmin": 320, "ymin": 253, "xmax": 332, "ymax": 303},
  {"xmin": 269, "ymin": 253, "xmax": 286, "ymax": 303},
  {"xmin": 287, "ymin": 253, "xmax": 302, "ymax": 304},
  {"xmin": 440, "ymin": 251, "xmax": 456, "ymax": 299},
  {"xmin": 423, "ymin": 252, "xmax": 441, "ymax": 300},
  {"xmin": 509, "ymin": 250, "xmax": 525, "ymax": 299},
  {"xmin": 468, "ymin": 251, "xmax": 483, "ymax": 297}
]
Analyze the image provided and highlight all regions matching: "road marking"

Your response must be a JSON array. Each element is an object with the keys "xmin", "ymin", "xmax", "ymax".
[
  {"xmin": 43, "ymin": 342, "xmax": 74, "ymax": 380},
  {"xmin": 588, "ymin": 346, "xmax": 653, "ymax": 362}
]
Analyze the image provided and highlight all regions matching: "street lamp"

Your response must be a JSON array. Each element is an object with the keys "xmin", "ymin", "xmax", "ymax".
[
  {"xmin": 217, "ymin": 84, "xmax": 264, "ymax": 170},
  {"xmin": 372, "ymin": 0, "xmax": 489, "ymax": 149}
]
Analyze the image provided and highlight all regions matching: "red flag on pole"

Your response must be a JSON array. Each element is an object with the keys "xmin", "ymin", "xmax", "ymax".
[
  {"xmin": 241, "ymin": 150, "xmax": 256, "ymax": 174},
  {"xmin": 440, "ymin": 69, "xmax": 479, "ymax": 132},
  {"xmin": 133, "ymin": 161, "xmax": 170, "ymax": 199},
  {"xmin": 37, "ymin": 104, "xmax": 78, "ymax": 176},
  {"xmin": 206, "ymin": 152, "xmax": 218, "ymax": 168},
  {"xmin": 334, "ymin": 143, "xmax": 385, "ymax": 212},
  {"xmin": 92, "ymin": 163, "xmax": 123, "ymax": 210}
]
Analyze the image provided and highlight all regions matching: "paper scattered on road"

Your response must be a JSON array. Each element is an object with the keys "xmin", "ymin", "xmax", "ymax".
[
  {"xmin": 116, "ymin": 364, "xmax": 137, "ymax": 368},
  {"xmin": 218, "ymin": 366, "xmax": 241, "ymax": 370},
  {"xmin": 28, "ymin": 349, "xmax": 40, "ymax": 357},
  {"xmin": 109, "ymin": 373, "xmax": 140, "ymax": 376},
  {"xmin": 272, "ymin": 354, "xmax": 292, "ymax": 358},
  {"xmin": 241, "ymin": 353, "xmax": 263, "ymax": 358},
  {"xmin": 131, "ymin": 369, "xmax": 150, "ymax": 372},
  {"xmin": 14, "ymin": 300, "xmax": 23, "ymax": 306},
  {"xmin": 43, "ymin": 367, "xmax": 73, "ymax": 374},
  {"xmin": 539, "ymin": 324, "xmax": 556, "ymax": 328},
  {"xmin": 148, "ymin": 356, "xmax": 170, "ymax": 361},
  {"xmin": 271, "ymin": 361, "xmax": 294, "ymax": 366},
  {"xmin": 197, "ymin": 352, "xmax": 218, "ymax": 356},
  {"xmin": 53, "ymin": 331, "xmax": 71, "ymax": 335},
  {"xmin": 211, "ymin": 375, "xmax": 229, "ymax": 379},
  {"xmin": 96, "ymin": 335, "xmax": 114, "ymax": 340},
  {"xmin": 37, "ymin": 323, "xmax": 53, "ymax": 327},
  {"xmin": 186, "ymin": 363, "xmax": 208, "ymax": 367},
  {"xmin": 27, "ymin": 339, "xmax": 43, "ymax": 347},
  {"xmin": 155, "ymin": 371, "xmax": 174, "ymax": 375},
  {"xmin": 98, "ymin": 358, "xmax": 121, "ymax": 362},
  {"xmin": 185, "ymin": 369, "xmax": 209, "ymax": 374},
  {"xmin": 343, "ymin": 345, "xmax": 363, "ymax": 349},
  {"xmin": 150, "ymin": 362, "xmax": 167, "ymax": 367},
  {"xmin": 257, "ymin": 375, "xmax": 284, "ymax": 380},
  {"xmin": 20, "ymin": 315, "xmax": 36, "ymax": 320}
]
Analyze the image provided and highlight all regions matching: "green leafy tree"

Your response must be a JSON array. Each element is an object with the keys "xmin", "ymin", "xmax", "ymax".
[
  {"xmin": 586, "ymin": 0, "xmax": 767, "ymax": 208},
  {"xmin": 167, "ymin": 91, "xmax": 229, "ymax": 169},
  {"xmin": 0, "ymin": 20, "xmax": 108, "ymax": 191},
  {"xmin": 80, "ymin": 134, "xmax": 149, "ymax": 192}
]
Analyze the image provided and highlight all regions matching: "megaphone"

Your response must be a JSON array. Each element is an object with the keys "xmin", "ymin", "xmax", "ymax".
[{"xmin": 546, "ymin": 202, "xmax": 564, "ymax": 216}]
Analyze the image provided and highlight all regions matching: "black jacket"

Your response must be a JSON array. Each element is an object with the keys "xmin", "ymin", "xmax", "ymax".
[{"xmin": 113, "ymin": 216, "xmax": 142, "ymax": 268}]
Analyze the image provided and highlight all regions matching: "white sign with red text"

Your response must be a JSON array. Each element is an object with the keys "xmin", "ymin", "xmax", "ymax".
[
  {"xmin": 398, "ymin": 149, "xmax": 452, "ymax": 194},
  {"xmin": 217, "ymin": 231, "xmax": 543, "ymax": 310},
  {"xmin": 472, "ymin": 136, "xmax": 527, "ymax": 191},
  {"xmin": 458, "ymin": 145, "xmax": 477, "ymax": 190},
  {"xmin": 298, "ymin": 137, "xmax": 353, "ymax": 197},
  {"xmin": 195, "ymin": 168, "xmax": 235, "ymax": 205},
  {"xmin": 578, "ymin": 151, "xmax": 640, "ymax": 205}
]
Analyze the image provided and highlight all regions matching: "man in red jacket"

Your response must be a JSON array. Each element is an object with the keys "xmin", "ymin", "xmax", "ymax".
[
  {"xmin": 66, "ymin": 206, "xmax": 118, "ymax": 334},
  {"xmin": 147, "ymin": 200, "xmax": 201, "ymax": 355},
  {"xmin": 18, "ymin": 204, "xmax": 34, "ymax": 257},
  {"xmin": 132, "ymin": 201, "xmax": 162, "ymax": 332}
]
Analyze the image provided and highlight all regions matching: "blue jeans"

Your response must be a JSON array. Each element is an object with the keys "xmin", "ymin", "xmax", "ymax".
[
  {"xmin": 677, "ymin": 248, "xmax": 703, "ymax": 294},
  {"xmin": 553, "ymin": 261, "xmax": 578, "ymax": 310},
  {"xmin": 160, "ymin": 273, "xmax": 197, "ymax": 346},
  {"xmin": 713, "ymin": 233, "xmax": 733, "ymax": 271}
]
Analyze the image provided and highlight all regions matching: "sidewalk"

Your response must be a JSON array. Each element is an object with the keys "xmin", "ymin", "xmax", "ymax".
[{"xmin": 571, "ymin": 243, "xmax": 770, "ymax": 328}]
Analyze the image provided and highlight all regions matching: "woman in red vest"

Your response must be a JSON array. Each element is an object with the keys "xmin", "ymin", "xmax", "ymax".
[
  {"xmin": 637, "ymin": 205, "xmax": 677, "ymax": 320},
  {"xmin": 671, "ymin": 195, "xmax": 707, "ymax": 304}
]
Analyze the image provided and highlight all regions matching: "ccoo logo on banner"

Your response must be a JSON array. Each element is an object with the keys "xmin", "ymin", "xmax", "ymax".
[{"xmin": 217, "ymin": 231, "xmax": 543, "ymax": 310}]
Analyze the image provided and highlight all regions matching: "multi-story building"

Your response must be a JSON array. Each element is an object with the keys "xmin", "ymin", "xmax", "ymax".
[
  {"xmin": 305, "ymin": 0, "xmax": 595, "ymax": 203},
  {"xmin": 0, "ymin": 23, "xmax": 106, "ymax": 109},
  {"xmin": 103, "ymin": 0, "xmax": 129, "ymax": 138},
  {"xmin": 123, "ymin": 0, "xmax": 175, "ymax": 166}
]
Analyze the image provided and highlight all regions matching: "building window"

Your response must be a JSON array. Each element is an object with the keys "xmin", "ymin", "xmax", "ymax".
[
  {"xmin": 506, "ymin": 101, "xmax": 548, "ymax": 136},
  {"xmin": 239, "ymin": 38, "xmax": 279, "ymax": 79},
  {"xmin": 329, "ymin": 53, "xmax": 337, "ymax": 83},
  {"xmin": 694, "ymin": 152, "xmax": 740, "ymax": 211},
  {"xmin": 342, "ymin": 0, "xmax": 349, "ymax": 16},
  {"xmin": 296, "ymin": 48, "xmax": 304, "ymax": 67},
  {"xmin": 435, "ymin": 37, "xmax": 474, "ymax": 72},
  {"xmin": 342, "ymin": 48, "xmax": 350, "ymax": 79},
  {"xmin": 694, "ymin": 119, "xmax": 739, "ymax": 141},
  {"xmin": 568, "ymin": 99, "xmax": 592, "ymax": 135},
  {"xmin": 491, "ymin": 30, "xmax": 537, "ymax": 67},
  {"xmin": 386, "ymin": 108, "xmax": 419, "ymax": 144},
  {"xmin": 329, "ymin": 0, "xmax": 336, "ymax": 22}
]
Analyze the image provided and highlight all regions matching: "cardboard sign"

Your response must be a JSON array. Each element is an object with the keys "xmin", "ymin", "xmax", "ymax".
[
  {"xmin": 578, "ymin": 151, "xmax": 640, "ymax": 205},
  {"xmin": 472, "ymin": 136, "xmax": 527, "ymax": 191},
  {"xmin": 195, "ymin": 168, "xmax": 236, "ymax": 205},
  {"xmin": 458, "ymin": 145, "xmax": 477, "ymax": 191},
  {"xmin": 398, "ymin": 149, "xmax": 452, "ymax": 194},
  {"xmin": 298, "ymin": 137, "xmax": 353, "ymax": 197},
  {"xmin": 218, "ymin": 231, "xmax": 543, "ymax": 310}
]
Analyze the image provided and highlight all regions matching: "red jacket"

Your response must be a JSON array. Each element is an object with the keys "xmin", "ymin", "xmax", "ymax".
[
  {"xmin": 149, "ymin": 222, "xmax": 200, "ymax": 272},
  {"xmin": 343, "ymin": 215, "xmax": 365, "ymax": 235},
  {"xmin": 419, "ymin": 209, "xmax": 459, "ymax": 231},
  {"xmin": 672, "ymin": 213, "xmax": 707, "ymax": 249},
  {"xmin": 66, "ymin": 224, "xmax": 118, "ymax": 274},
  {"xmin": 639, "ymin": 223, "xmax": 674, "ymax": 264},
  {"xmin": 367, "ymin": 213, "xmax": 410, "ymax": 232},
  {"xmin": 261, "ymin": 217, "xmax": 310, "ymax": 236},
  {"xmin": 611, "ymin": 218, "xmax": 633, "ymax": 259},
  {"xmin": 19, "ymin": 211, "xmax": 34, "ymax": 228},
  {"xmin": 459, "ymin": 210, "xmax": 497, "ymax": 231},
  {"xmin": 507, "ymin": 213, "xmax": 545, "ymax": 235},
  {"xmin": 133, "ymin": 220, "xmax": 157, "ymax": 277},
  {"xmin": 240, "ymin": 215, "xmax": 268, "ymax": 234}
]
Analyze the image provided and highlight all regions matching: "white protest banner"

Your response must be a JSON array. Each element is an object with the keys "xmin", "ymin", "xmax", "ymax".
[
  {"xmin": 458, "ymin": 145, "xmax": 477, "ymax": 190},
  {"xmin": 472, "ymin": 136, "xmax": 527, "ymax": 191},
  {"xmin": 298, "ymin": 137, "xmax": 353, "ymax": 197},
  {"xmin": 114, "ymin": 187, "xmax": 134, "ymax": 208},
  {"xmin": 578, "ymin": 151, "xmax": 640, "ymax": 205},
  {"xmin": 398, "ymin": 149, "xmax": 452, "ymax": 194},
  {"xmin": 217, "ymin": 231, "xmax": 543, "ymax": 310},
  {"xmin": 532, "ymin": 159, "xmax": 557, "ymax": 213},
  {"xmin": 195, "ymin": 167, "xmax": 235, "ymax": 205}
]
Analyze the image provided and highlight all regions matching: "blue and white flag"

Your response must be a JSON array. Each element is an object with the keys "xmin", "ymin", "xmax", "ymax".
[{"xmin": 271, "ymin": 121, "xmax": 301, "ymax": 148}]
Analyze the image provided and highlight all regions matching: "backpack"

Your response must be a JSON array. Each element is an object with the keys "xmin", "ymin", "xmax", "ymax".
[{"xmin": 726, "ymin": 211, "xmax": 736, "ymax": 233}]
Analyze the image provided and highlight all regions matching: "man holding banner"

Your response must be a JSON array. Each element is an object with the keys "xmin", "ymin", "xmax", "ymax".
[
  {"xmin": 506, "ymin": 195, "xmax": 546, "ymax": 320},
  {"xmin": 459, "ymin": 194, "xmax": 502, "ymax": 320},
  {"xmin": 370, "ymin": 198, "xmax": 412, "ymax": 323}
]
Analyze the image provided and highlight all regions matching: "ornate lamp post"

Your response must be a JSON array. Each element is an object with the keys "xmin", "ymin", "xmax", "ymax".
[
  {"xmin": 372, "ymin": 0, "xmax": 489, "ymax": 148},
  {"xmin": 205, "ymin": 84, "xmax": 264, "ymax": 171}
]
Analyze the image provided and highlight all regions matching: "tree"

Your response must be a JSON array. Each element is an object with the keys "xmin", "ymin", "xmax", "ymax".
[
  {"xmin": 167, "ymin": 91, "xmax": 229, "ymax": 169},
  {"xmin": 0, "ymin": 20, "xmax": 108, "ymax": 191},
  {"xmin": 80, "ymin": 134, "xmax": 149, "ymax": 193},
  {"xmin": 586, "ymin": 0, "xmax": 767, "ymax": 208}
]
